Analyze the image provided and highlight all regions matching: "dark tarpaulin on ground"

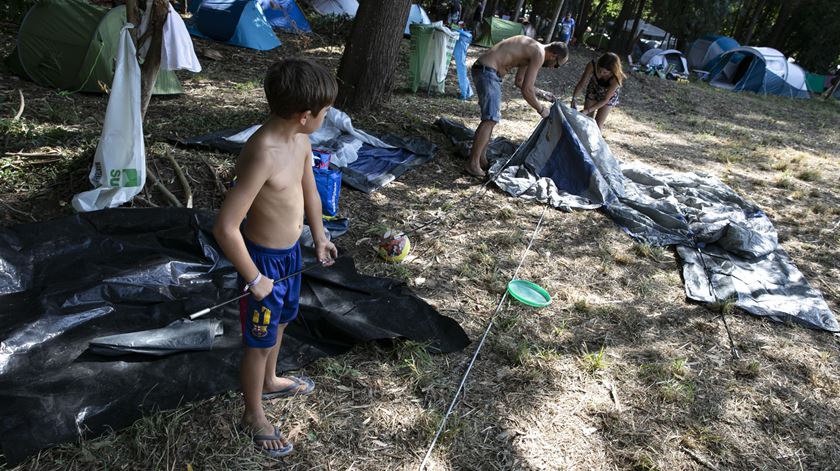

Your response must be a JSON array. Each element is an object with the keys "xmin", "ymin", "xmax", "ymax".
[{"xmin": 0, "ymin": 208, "xmax": 469, "ymax": 464}]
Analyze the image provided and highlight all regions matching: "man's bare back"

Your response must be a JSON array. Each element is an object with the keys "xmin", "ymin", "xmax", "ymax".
[{"xmin": 476, "ymin": 36, "xmax": 545, "ymax": 76}]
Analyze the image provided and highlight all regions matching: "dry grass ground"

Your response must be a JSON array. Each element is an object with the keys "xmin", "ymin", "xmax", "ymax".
[{"xmin": 2, "ymin": 20, "xmax": 840, "ymax": 470}]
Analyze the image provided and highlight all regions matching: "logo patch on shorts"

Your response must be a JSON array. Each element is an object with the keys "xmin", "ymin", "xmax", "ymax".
[{"xmin": 250, "ymin": 306, "xmax": 271, "ymax": 338}]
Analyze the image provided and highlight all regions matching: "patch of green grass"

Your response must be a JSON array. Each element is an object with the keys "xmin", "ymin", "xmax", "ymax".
[
  {"xmin": 795, "ymin": 169, "xmax": 821, "ymax": 182},
  {"xmin": 633, "ymin": 453, "xmax": 660, "ymax": 471},
  {"xmin": 318, "ymin": 357, "xmax": 362, "ymax": 381},
  {"xmin": 632, "ymin": 243, "xmax": 667, "ymax": 263},
  {"xmin": 573, "ymin": 299, "xmax": 592, "ymax": 313},
  {"xmin": 773, "ymin": 173, "xmax": 795, "ymax": 189},
  {"xmin": 396, "ymin": 341, "xmax": 433, "ymax": 382},
  {"xmin": 516, "ymin": 341, "xmax": 562, "ymax": 368},
  {"xmin": 732, "ymin": 359, "xmax": 760, "ymax": 379},
  {"xmin": 233, "ymin": 80, "xmax": 261, "ymax": 92},
  {"xmin": 580, "ymin": 345, "xmax": 608, "ymax": 374},
  {"xmin": 494, "ymin": 312, "xmax": 520, "ymax": 333},
  {"xmin": 708, "ymin": 297, "xmax": 736, "ymax": 316},
  {"xmin": 498, "ymin": 206, "xmax": 515, "ymax": 221},
  {"xmin": 659, "ymin": 379, "xmax": 695, "ymax": 404}
]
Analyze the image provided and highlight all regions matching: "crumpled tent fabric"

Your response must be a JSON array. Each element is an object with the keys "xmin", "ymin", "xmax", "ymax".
[
  {"xmin": 0, "ymin": 208, "xmax": 469, "ymax": 464},
  {"xmin": 176, "ymin": 108, "xmax": 437, "ymax": 192},
  {"xmin": 437, "ymin": 104, "xmax": 837, "ymax": 332},
  {"xmin": 88, "ymin": 319, "xmax": 223, "ymax": 356}
]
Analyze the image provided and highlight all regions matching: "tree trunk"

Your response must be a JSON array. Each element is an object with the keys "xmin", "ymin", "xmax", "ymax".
[
  {"xmin": 574, "ymin": 0, "xmax": 591, "ymax": 42},
  {"xmin": 742, "ymin": 0, "xmax": 764, "ymax": 45},
  {"xmin": 138, "ymin": 0, "xmax": 167, "ymax": 120},
  {"xmin": 608, "ymin": 0, "xmax": 635, "ymax": 54},
  {"xmin": 484, "ymin": 0, "xmax": 498, "ymax": 19},
  {"xmin": 625, "ymin": 0, "xmax": 645, "ymax": 55},
  {"xmin": 577, "ymin": 0, "xmax": 606, "ymax": 41},
  {"xmin": 335, "ymin": 0, "xmax": 411, "ymax": 111},
  {"xmin": 544, "ymin": 0, "xmax": 565, "ymax": 42},
  {"xmin": 512, "ymin": 0, "xmax": 525, "ymax": 21},
  {"xmin": 765, "ymin": 0, "xmax": 800, "ymax": 49}
]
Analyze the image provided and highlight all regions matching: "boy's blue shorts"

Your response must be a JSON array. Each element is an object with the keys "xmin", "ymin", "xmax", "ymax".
[{"xmin": 238, "ymin": 239, "xmax": 302, "ymax": 348}]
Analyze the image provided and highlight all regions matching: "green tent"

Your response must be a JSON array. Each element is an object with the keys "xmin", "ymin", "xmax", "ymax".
[
  {"xmin": 473, "ymin": 16, "xmax": 523, "ymax": 48},
  {"xmin": 7, "ymin": 0, "xmax": 182, "ymax": 95},
  {"xmin": 805, "ymin": 72, "xmax": 826, "ymax": 94},
  {"xmin": 408, "ymin": 22, "xmax": 458, "ymax": 94}
]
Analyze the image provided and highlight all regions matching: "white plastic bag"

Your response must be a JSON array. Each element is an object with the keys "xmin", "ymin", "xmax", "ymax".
[{"xmin": 72, "ymin": 25, "xmax": 146, "ymax": 212}]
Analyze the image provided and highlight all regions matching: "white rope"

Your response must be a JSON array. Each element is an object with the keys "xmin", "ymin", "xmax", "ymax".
[{"xmin": 418, "ymin": 203, "xmax": 550, "ymax": 470}]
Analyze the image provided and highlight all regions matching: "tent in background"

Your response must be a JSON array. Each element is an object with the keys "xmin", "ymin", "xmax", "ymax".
[
  {"xmin": 404, "ymin": 4, "xmax": 431, "ymax": 36},
  {"xmin": 640, "ymin": 48, "xmax": 689, "ymax": 75},
  {"xmin": 189, "ymin": 0, "xmax": 281, "ymax": 50},
  {"xmin": 6, "ymin": 0, "xmax": 182, "ymax": 95},
  {"xmin": 686, "ymin": 35, "xmax": 739, "ymax": 71},
  {"xmin": 706, "ymin": 46, "xmax": 809, "ymax": 98},
  {"xmin": 307, "ymin": 0, "xmax": 357, "ymax": 16},
  {"xmin": 192, "ymin": 0, "xmax": 311, "ymax": 32},
  {"xmin": 474, "ymin": 16, "xmax": 523, "ymax": 48},
  {"xmin": 258, "ymin": 0, "xmax": 311, "ymax": 32}
]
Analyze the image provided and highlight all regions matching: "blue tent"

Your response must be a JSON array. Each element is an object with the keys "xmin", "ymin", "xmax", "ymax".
[
  {"xmin": 686, "ymin": 35, "xmax": 739, "ymax": 71},
  {"xmin": 189, "ymin": 0, "xmax": 281, "ymax": 50},
  {"xmin": 706, "ymin": 46, "xmax": 809, "ymax": 98},
  {"xmin": 257, "ymin": 0, "xmax": 311, "ymax": 33}
]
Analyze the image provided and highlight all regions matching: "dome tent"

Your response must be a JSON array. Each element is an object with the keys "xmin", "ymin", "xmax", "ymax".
[
  {"xmin": 706, "ymin": 46, "xmax": 809, "ymax": 98},
  {"xmin": 686, "ymin": 35, "xmax": 739, "ymax": 71},
  {"xmin": 640, "ymin": 48, "xmax": 689, "ymax": 75},
  {"xmin": 189, "ymin": 0, "xmax": 281, "ymax": 50},
  {"xmin": 6, "ymin": 0, "xmax": 182, "ymax": 95}
]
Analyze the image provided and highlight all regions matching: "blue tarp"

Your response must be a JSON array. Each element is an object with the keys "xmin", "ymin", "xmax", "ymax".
[{"xmin": 189, "ymin": 0, "xmax": 281, "ymax": 50}]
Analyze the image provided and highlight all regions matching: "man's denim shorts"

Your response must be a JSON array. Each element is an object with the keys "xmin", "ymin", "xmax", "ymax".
[{"xmin": 471, "ymin": 63, "xmax": 502, "ymax": 123}]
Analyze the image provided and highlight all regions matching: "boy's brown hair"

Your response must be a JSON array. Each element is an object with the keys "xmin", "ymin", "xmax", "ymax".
[{"xmin": 264, "ymin": 58, "xmax": 338, "ymax": 118}]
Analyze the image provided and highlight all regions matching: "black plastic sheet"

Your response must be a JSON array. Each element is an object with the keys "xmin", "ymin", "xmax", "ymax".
[{"xmin": 0, "ymin": 208, "xmax": 469, "ymax": 464}]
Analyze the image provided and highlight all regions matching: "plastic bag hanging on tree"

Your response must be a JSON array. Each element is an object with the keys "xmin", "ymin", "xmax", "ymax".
[{"xmin": 72, "ymin": 24, "xmax": 146, "ymax": 212}]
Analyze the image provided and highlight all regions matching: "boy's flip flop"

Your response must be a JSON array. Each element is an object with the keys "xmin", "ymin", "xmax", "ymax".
[
  {"xmin": 262, "ymin": 375, "xmax": 315, "ymax": 400},
  {"xmin": 250, "ymin": 425, "xmax": 293, "ymax": 458}
]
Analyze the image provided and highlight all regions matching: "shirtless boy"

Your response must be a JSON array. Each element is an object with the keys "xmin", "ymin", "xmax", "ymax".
[
  {"xmin": 213, "ymin": 58, "xmax": 338, "ymax": 457},
  {"xmin": 466, "ymin": 36, "xmax": 569, "ymax": 177}
]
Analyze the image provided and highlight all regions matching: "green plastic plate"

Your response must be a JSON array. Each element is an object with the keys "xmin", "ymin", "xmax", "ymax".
[{"xmin": 507, "ymin": 279, "xmax": 552, "ymax": 308}]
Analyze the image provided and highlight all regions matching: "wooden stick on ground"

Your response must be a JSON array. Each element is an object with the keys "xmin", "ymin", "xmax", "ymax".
[
  {"xmin": 146, "ymin": 166, "xmax": 183, "ymax": 207},
  {"xmin": 164, "ymin": 147, "xmax": 193, "ymax": 208},
  {"xmin": 13, "ymin": 90, "xmax": 24, "ymax": 120}
]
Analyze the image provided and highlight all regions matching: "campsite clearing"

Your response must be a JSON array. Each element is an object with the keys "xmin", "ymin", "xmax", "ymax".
[{"xmin": 2, "ymin": 22, "xmax": 840, "ymax": 470}]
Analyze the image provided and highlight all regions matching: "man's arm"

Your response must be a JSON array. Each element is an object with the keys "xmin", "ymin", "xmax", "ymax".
[
  {"xmin": 301, "ymin": 143, "xmax": 337, "ymax": 265},
  {"xmin": 213, "ymin": 146, "xmax": 274, "ymax": 299},
  {"xmin": 520, "ymin": 48, "xmax": 548, "ymax": 117},
  {"xmin": 515, "ymin": 66, "xmax": 527, "ymax": 89}
]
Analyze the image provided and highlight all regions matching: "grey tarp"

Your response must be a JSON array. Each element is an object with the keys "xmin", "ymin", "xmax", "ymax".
[{"xmin": 440, "ymin": 103, "xmax": 837, "ymax": 332}]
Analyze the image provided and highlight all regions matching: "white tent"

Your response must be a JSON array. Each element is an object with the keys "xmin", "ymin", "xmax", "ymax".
[
  {"xmin": 622, "ymin": 20, "xmax": 667, "ymax": 38},
  {"xmin": 640, "ymin": 48, "xmax": 689, "ymax": 75},
  {"xmin": 308, "ymin": 0, "xmax": 357, "ymax": 16},
  {"xmin": 404, "ymin": 4, "xmax": 431, "ymax": 35}
]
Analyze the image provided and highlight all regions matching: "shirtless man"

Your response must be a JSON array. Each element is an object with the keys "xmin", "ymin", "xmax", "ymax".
[
  {"xmin": 213, "ymin": 58, "xmax": 338, "ymax": 457},
  {"xmin": 466, "ymin": 36, "xmax": 568, "ymax": 177}
]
